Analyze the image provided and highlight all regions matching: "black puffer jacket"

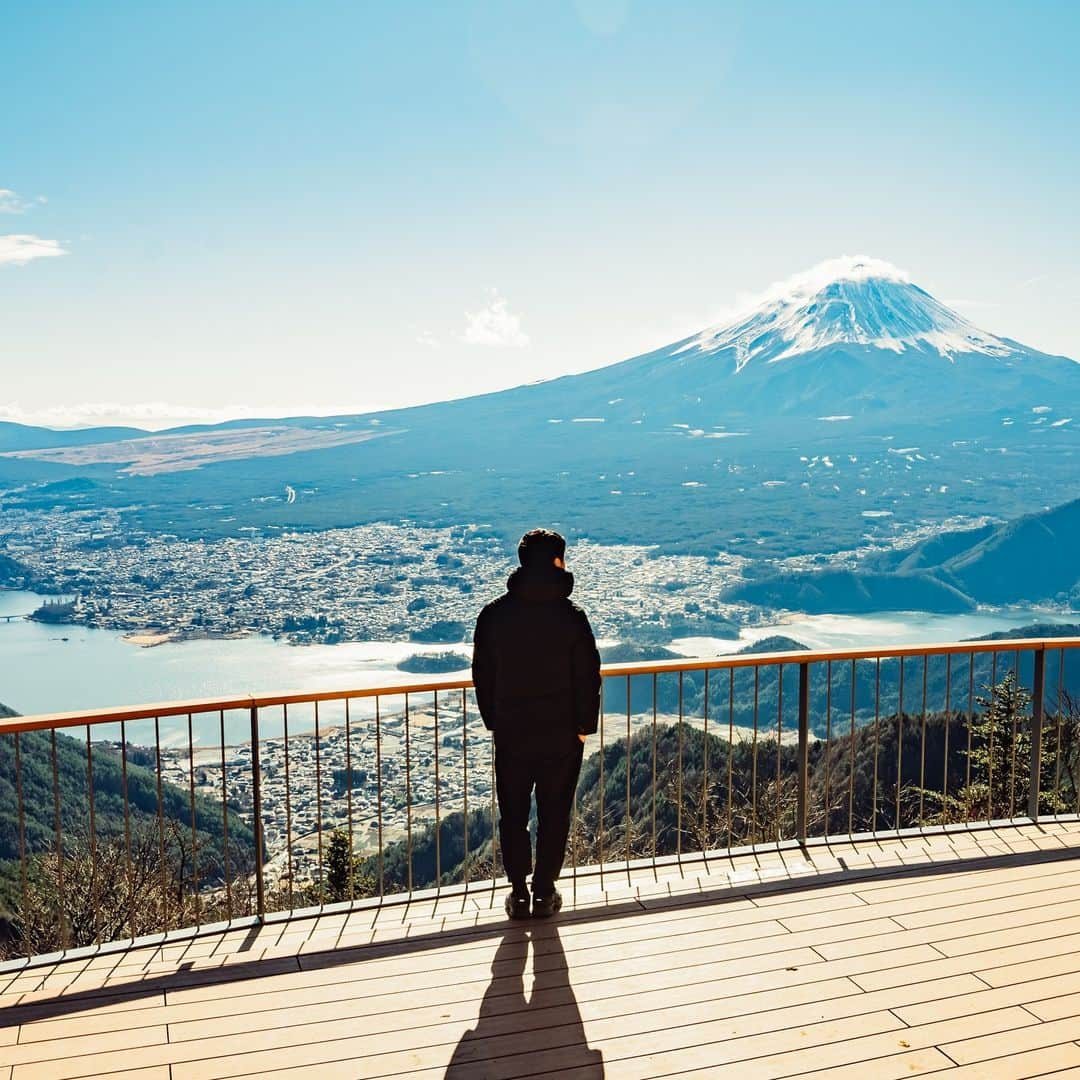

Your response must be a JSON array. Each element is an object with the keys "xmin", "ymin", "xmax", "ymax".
[{"xmin": 472, "ymin": 565, "xmax": 601, "ymax": 751}]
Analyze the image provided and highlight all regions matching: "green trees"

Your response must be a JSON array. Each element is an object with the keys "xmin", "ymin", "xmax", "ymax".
[
  {"xmin": 916, "ymin": 671, "xmax": 1077, "ymax": 824},
  {"xmin": 324, "ymin": 828, "xmax": 376, "ymax": 902}
]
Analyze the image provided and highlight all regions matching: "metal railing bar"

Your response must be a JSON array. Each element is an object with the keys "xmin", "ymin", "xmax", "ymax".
[
  {"xmin": 989, "ymin": 651, "xmax": 998, "ymax": 824},
  {"xmin": 490, "ymin": 721, "xmax": 497, "ymax": 894},
  {"xmin": 966, "ymin": 653, "xmax": 975, "ymax": 822},
  {"xmin": 702, "ymin": 669, "xmax": 710, "ymax": 862},
  {"xmin": 375, "ymin": 696, "xmax": 384, "ymax": 899},
  {"xmin": 186, "ymin": 713, "xmax": 200, "ymax": 926},
  {"xmin": 726, "ymin": 667, "xmax": 734, "ymax": 853},
  {"xmin": 626, "ymin": 674, "xmax": 632, "ymax": 875},
  {"xmin": 676, "ymin": 671, "xmax": 683, "ymax": 862},
  {"xmin": 570, "ymin": 743, "xmax": 578, "ymax": 904},
  {"xmin": 776, "ymin": 663, "xmax": 783, "ymax": 842},
  {"xmin": 314, "ymin": 699, "xmax": 324, "ymax": 903},
  {"xmin": 405, "ymin": 692, "xmax": 413, "ymax": 895},
  {"xmin": 895, "ymin": 658, "xmax": 905, "ymax": 832},
  {"xmin": 571, "ymin": 744, "xmax": 578, "ymax": 903},
  {"xmin": 751, "ymin": 666, "xmax": 759, "ymax": 845},
  {"xmin": 1071, "ymin": 648, "xmax": 1079, "ymax": 818},
  {"xmin": 599, "ymin": 676, "xmax": 606, "ymax": 883},
  {"xmin": 50, "ymin": 728, "xmax": 67, "ymax": 949},
  {"xmin": 824, "ymin": 660, "xmax": 832, "ymax": 837},
  {"xmin": 219, "ymin": 710, "xmax": 231, "ymax": 921},
  {"xmin": 345, "ymin": 697, "xmax": 354, "ymax": 903},
  {"xmin": 249, "ymin": 705, "xmax": 266, "ymax": 920},
  {"xmin": 652, "ymin": 672, "xmax": 658, "ymax": 867},
  {"xmin": 848, "ymin": 658, "xmax": 856, "ymax": 836},
  {"xmin": 596, "ymin": 638, "xmax": 1079, "ymax": 677},
  {"xmin": 461, "ymin": 688, "xmax": 469, "ymax": 888},
  {"xmin": 283, "ymin": 704, "xmax": 294, "ymax": 909},
  {"xmin": 796, "ymin": 663, "xmax": 808, "ymax": 843},
  {"xmin": 943, "ymin": 654, "xmax": 952, "ymax": 813},
  {"xmin": 1010, "ymin": 648, "xmax": 1020, "ymax": 819},
  {"xmin": 10, "ymin": 637, "xmax": 1079, "ymax": 735},
  {"xmin": 1053, "ymin": 648, "xmax": 1065, "ymax": 813},
  {"xmin": 154, "ymin": 716, "xmax": 167, "ymax": 931},
  {"xmin": 918, "ymin": 654, "xmax": 928, "ymax": 826},
  {"xmin": 871, "ymin": 658, "xmax": 881, "ymax": 835},
  {"xmin": 14, "ymin": 732, "xmax": 28, "ymax": 958},
  {"xmin": 85, "ymin": 724, "xmax": 100, "ymax": 945},
  {"xmin": 120, "ymin": 719, "xmax": 134, "ymax": 940},
  {"xmin": 1029, "ymin": 649, "xmax": 1046, "ymax": 821},
  {"xmin": 434, "ymin": 690, "xmax": 441, "ymax": 891}
]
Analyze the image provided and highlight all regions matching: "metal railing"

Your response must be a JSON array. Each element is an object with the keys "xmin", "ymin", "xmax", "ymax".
[{"xmin": 0, "ymin": 635, "xmax": 1077, "ymax": 964}]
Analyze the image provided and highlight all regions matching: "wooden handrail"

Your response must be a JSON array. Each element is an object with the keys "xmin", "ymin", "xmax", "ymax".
[{"xmin": 1, "ymin": 635, "xmax": 1077, "ymax": 735}]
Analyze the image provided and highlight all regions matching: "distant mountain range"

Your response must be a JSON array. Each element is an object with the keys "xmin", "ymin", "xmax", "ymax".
[{"xmin": 2, "ymin": 256, "xmax": 1077, "ymax": 581}]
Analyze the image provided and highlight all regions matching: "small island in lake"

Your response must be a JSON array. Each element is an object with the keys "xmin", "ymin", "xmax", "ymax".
[{"xmin": 396, "ymin": 651, "xmax": 472, "ymax": 674}]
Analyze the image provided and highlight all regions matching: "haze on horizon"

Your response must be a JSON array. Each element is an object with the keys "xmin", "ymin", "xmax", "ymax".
[{"xmin": 3, "ymin": 1, "xmax": 1079, "ymax": 431}]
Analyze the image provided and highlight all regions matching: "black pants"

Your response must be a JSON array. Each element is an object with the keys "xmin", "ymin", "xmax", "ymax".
[{"xmin": 495, "ymin": 741, "xmax": 583, "ymax": 894}]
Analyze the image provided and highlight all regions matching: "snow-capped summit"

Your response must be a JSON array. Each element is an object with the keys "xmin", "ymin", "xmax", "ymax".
[{"xmin": 681, "ymin": 256, "xmax": 1018, "ymax": 371}]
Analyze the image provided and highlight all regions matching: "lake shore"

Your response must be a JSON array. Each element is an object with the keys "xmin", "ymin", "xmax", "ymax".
[{"xmin": 2, "ymin": 588, "xmax": 1076, "ymax": 730}]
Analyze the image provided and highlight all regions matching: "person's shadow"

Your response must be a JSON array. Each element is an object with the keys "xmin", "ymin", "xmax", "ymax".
[{"xmin": 445, "ymin": 923, "xmax": 605, "ymax": 1078}]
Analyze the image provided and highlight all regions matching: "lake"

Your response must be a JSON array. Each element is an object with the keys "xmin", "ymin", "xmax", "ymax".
[{"xmin": 1, "ymin": 589, "xmax": 1075, "ymax": 743}]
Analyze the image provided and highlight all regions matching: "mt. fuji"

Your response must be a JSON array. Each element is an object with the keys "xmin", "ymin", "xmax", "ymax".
[
  {"xmin": 506, "ymin": 255, "xmax": 1076, "ymax": 431},
  {"xmin": 3, "ymin": 257, "xmax": 1078, "ymax": 564},
  {"xmin": 682, "ymin": 256, "xmax": 1017, "ymax": 367}
]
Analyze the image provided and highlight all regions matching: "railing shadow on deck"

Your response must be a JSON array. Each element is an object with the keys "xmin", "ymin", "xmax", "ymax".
[{"xmin": 3, "ymin": 819, "xmax": 1078, "ymax": 1032}]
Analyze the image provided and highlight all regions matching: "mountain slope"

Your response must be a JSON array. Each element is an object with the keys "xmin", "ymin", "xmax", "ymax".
[
  {"xmin": 938, "ymin": 498, "xmax": 1080, "ymax": 604},
  {"xmin": 721, "ymin": 568, "xmax": 976, "ymax": 615},
  {"xmin": 728, "ymin": 496, "xmax": 1080, "ymax": 611},
  {"xmin": 4, "ymin": 257, "xmax": 1077, "ymax": 560},
  {"xmin": 0, "ymin": 702, "xmax": 256, "ymax": 924},
  {"xmin": 0, "ymin": 421, "xmax": 150, "ymax": 453}
]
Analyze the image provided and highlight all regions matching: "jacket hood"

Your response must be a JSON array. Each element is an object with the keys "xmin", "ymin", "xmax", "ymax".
[{"xmin": 506, "ymin": 565, "xmax": 574, "ymax": 604}]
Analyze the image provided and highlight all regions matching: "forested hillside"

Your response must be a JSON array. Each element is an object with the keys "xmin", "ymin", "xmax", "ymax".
[
  {"xmin": 601, "ymin": 627, "xmax": 1080, "ymax": 737},
  {"xmin": 0, "ymin": 701, "xmax": 256, "ymax": 954}
]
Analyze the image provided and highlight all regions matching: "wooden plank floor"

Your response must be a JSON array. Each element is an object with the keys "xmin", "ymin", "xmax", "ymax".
[{"xmin": 3, "ymin": 821, "xmax": 1080, "ymax": 1079}]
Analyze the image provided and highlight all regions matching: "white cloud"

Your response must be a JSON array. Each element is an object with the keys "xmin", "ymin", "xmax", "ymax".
[
  {"xmin": 0, "ymin": 189, "xmax": 47, "ymax": 214},
  {"xmin": 701, "ymin": 255, "xmax": 909, "ymax": 330},
  {"xmin": 0, "ymin": 234, "xmax": 67, "ymax": 265},
  {"xmin": 415, "ymin": 330, "xmax": 441, "ymax": 349},
  {"xmin": 0, "ymin": 189, "xmax": 29, "ymax": 214},
  {"xmin": 462, "ymin": 289, "xmax": 529, "ymax": 347}
]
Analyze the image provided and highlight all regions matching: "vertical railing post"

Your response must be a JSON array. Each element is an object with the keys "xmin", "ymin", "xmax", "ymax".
[
  {"xmin": 1028, "ymin": 649, "xmax": 1046, "ymax": 821},
  {"xmin": 249, "ymin": 704, "xmax": 266, "ymax": 919},
  {"xmin": 797, "ymin": 663, "xmax": 810, "ymax": 844}
]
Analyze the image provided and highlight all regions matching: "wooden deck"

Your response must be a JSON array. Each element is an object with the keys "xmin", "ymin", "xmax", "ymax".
[{"xmin": 3, "ymin": 821, "xmax": 1080, "ymax": 1079}]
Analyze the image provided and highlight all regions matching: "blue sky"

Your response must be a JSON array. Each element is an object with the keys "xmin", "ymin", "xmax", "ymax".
[{"xmin": 3, "ymin": 1, "xmax": 1078, "ymax": 429}]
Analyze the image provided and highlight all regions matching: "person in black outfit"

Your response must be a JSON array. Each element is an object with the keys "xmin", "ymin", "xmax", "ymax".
[{"xmin": 472, "ymin": 529, "xmax": 601, "ymax": 919}]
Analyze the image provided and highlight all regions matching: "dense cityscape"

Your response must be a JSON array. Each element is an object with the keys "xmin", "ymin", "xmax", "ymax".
[
  {"xmin": 1, "ymin": 504, "xmax": 755, "ymax": 644},
  {"xmin": 158, "ymin": 695, "xmax": 493, "ymax": 882}
]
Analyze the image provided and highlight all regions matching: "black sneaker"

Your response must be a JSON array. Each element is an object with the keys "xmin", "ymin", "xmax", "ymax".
[
  {"xmin": 531, "ymin": 888, "xmax": 563, "ymax": 918},
  {"xmin": 505, "ymin": 890, "xmax": 531, "ymax": 920}
]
